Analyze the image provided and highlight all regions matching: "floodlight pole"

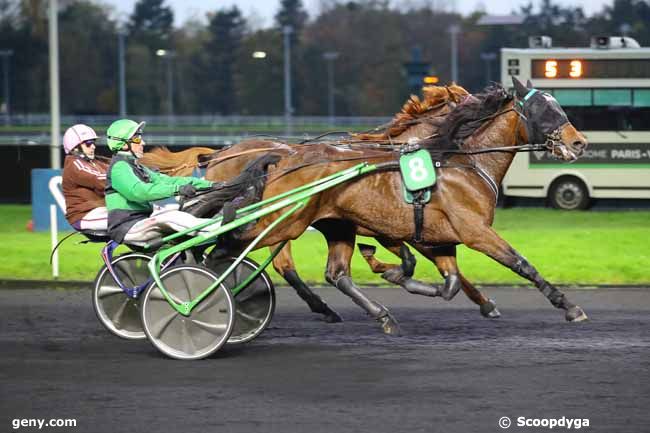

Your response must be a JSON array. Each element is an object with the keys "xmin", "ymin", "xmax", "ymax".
[
  {"xmin": 156, "ymin": 49, "xmax": 175, "ymax": 125},
  {"xmin": 323, "ymin": 52, "xmax": 339, "ymax": 125},
  {"xmin": 49, "ymin": 0, "xmax": 61, "ymax": 169},
  {"xmin": 118, "ymin": 29, "xmax": 127, "ymax": 117},
  {"xmin": 166, "ymin": 55, "xmax": 173, "ymax": 120},
  {"xmin": 480, "ymin": 52, "xmax": 497, "ymax": 84},
  {"xmin": 283, "ymin": 25, "xmax": 293, "ymax": 137},
  {"xmin": 449, "ymin": 24, "xmax": 460, "ymax": 84}
]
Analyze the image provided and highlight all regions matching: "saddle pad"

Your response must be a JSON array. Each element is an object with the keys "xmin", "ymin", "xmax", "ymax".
[{"xmin": 399, "ymin": 149, "xmax": 436, "ymax": 191}]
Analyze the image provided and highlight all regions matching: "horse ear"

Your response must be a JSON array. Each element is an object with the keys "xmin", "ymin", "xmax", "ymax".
[
  {"xmin": 526, "ymin": 79, "xmax": 534, "ymax": 88},
  {"xmin": 512, "ymin": 76, "xmax": 528, "ymax": 98}
]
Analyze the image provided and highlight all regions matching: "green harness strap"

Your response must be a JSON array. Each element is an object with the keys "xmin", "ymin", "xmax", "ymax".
[{"xmin": 399, "ymin": 147, "xmax": 437, "ymax": 242}]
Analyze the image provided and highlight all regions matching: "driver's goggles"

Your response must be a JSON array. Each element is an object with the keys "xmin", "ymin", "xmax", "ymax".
[
  {"xmin": 130, "ymin": 135, "xmax": 143, "ymax": 144},
  {"xmin": 81, "ymin": 139, "xmax": 96, "ymax": 146}
]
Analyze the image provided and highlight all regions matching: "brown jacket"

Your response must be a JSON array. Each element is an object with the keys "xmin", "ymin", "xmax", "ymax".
[{"xmin": 62, "ymin": 155, "xmax": 109, "ymax": 224}]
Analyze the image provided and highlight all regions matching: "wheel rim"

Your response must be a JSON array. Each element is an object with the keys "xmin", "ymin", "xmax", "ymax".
[
  {"xmin": 141, "ymin": 265, "xmax": 234, "ymax": 360},
  {"xmin": 93, "ymin": 254, "xmax": 150, "ymax": 340},
  {"xmin": 554, "ymin": 182, "xmax": 584, "ymax": 209},
  {"xmin": 207, "ymin": 257, "xmax": 275, "ymax": 344}
]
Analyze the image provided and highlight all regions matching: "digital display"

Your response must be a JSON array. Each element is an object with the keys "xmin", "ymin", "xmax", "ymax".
[{"xmin": 531, "ymin": 59, "xmax": 650, "ymax": 79}]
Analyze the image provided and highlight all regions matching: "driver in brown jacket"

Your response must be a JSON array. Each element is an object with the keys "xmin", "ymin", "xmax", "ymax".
[{"xmin": 61, "ymin": 124, "xmax": 109, "ymax": 231}]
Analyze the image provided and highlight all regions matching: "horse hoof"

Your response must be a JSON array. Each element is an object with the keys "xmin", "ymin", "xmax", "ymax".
[
  {"xmin": 440, "ymin": 274, "xmax": 462, "ymax": 301},
  {"xmin": 566, "ymin": 306, "xmax": 588, "ymax": 322},
  {"xmin": 323, "ymin": 309, "xmax": 343, "ymax": 323},
  {"xmin": 378, "ymin": 311, "xmax": 401, "ymax": 336},
  {"xmin": 480, "ymin": 299, "xmax": 501, "ymax": 318}
]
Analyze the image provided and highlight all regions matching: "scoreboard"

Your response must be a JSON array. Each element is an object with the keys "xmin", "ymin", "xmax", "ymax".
[
  {"xmin": 502, "ymin": 46, "xmax": 650, "ymax": 88},
  {"xmin": 530, "ymin": 58, "xmax": 650, "ymax": 79}
]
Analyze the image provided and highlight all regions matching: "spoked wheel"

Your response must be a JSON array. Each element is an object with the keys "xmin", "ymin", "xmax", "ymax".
[
  {"xmin": 140, "ymin": 265, "xmax": 235, "ymax": 360},
  {"xmin": 208, "ymin": 257, "xmax": 276, "ymax": 344},
  {"xmin": 92, "ymin": 253, "xmax": 150, "ymax": 340}
]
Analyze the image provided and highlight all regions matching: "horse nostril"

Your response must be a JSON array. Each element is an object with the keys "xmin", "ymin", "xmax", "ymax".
[{"xmin": 573, "ymin": 140, "xmax": 586, "ymax": 149}]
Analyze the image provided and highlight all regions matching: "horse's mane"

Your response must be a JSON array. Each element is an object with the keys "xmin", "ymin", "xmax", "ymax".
[
  {"xmin": 140, "ymin": 146, "xmax": 216, "ymax": 176},
  {"xmin": 428, "ymin": 84, "xmax": 512, "ymax": 151},
  {"xmin": 354, "ymin": 84, "xmax": 469, "ymax": 140}
]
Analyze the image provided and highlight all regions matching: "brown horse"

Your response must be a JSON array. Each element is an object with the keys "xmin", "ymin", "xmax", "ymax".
[
  {"xmin": 201, "ymin": 78, "xmax": 588, "ymax": 335},
  {"xmin": 140, "ymin": 85, "xmax": 500, "ymax": 321}
]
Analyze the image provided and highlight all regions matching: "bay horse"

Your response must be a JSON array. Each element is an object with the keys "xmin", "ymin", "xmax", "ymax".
[
  {"xmin": 199, "ymin": 77, "xmax": 588, "ymax": 335},
  {"xmin": 140, "ymin": 85, "xmax": 502, "ymax": 321}
]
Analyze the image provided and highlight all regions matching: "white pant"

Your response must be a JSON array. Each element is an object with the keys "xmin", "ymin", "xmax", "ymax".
[
  {"xmin": 77, "ymin": 207, "xmax": 108, "ymax": 231},
  {"xmin": 122, "ymin": 208, "xmax": 222, "ymax": 243}
]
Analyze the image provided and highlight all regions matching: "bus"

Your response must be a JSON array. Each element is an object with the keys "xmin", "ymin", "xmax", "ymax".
[{"xmin": 500, "ymin": 36, "xmax": 650, "ymax": 209}]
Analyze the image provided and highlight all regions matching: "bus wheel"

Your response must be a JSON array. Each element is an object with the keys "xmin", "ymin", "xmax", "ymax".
[{"xmin": 548, "ymin": 177, "xmax": 590, "ymax": 210}]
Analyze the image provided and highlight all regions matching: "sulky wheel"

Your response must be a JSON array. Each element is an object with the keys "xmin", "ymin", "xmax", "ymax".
[
  {"xmin": 207, "ymin": 257, "xmax": 276, "ymax": 344},
  {"xmin": 92, "ymin": 253, "xmax": 150, "ymax": 340},
  {"xmin": 140, "ymin": 264, "xmax": 235, "ymax": 360}
]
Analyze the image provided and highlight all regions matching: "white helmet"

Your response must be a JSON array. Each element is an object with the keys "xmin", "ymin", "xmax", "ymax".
[{"xmin": 63, "ymin": 124, "xmax": 98, "ymax": 154}]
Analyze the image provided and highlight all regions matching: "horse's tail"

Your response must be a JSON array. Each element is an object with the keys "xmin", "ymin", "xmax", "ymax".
[
  {"xmin": 140, "ymin": 146, "xmax": 216, "ymax": 176},
  {"xmin": 185, "ymin": 153, "xmax": 282, "ymax": 219}
]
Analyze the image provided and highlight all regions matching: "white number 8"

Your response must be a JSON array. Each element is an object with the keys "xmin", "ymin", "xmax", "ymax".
[{"xmin": 408, "ymin": 157, "xmax": 428, "ymax": 182}]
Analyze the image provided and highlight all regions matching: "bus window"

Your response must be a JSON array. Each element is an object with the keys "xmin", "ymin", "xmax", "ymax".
[
  {"xmin": 563, "ymin": 107, "xmax": 650, "ymax": 131},
  {"xmin": 633, "ymin": 89, "xmax": 650, "ymax": 107},
  {"xmin": 626, "ymin": 107, "xmax": 650, "ymax": 130},
  {"xmin": 554, "ymin": 89, "xmax": 591, "ymax": 106},
  {"xmin": 593, "ymin": 89, "xmax": 632, "ymax": 106}
]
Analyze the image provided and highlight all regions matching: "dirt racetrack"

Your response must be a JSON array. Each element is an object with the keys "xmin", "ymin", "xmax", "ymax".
[{"xmin": 1, "ymin": 286, "xmax": 649, "ymax": 432}]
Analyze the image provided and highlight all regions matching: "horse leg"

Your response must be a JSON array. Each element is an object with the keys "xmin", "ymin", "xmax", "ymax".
[
  {"xmin": 271, "ymin": 242, "xmax": 342, "ymax": 323},
  {"xmin": 358, "ymin": 241, "xmax": 441, "ymax": 297},
  {"xmin": 412, "ymin": 244, "xmax": 501, "ymax": 318},
  {"xmin": 357, "ymin": 243, "xmax": 398, "ymax": 274},
  {"xmin": 359, "ymin": 240, "xmax": 500, "ymax": 317},
  {"xmin": 316, "ymin": 220, "xmax": 401, "ymax": 335},
  {"xmin": 460, "ymin": 226, "xmax": 587, "ymax": 322},
  {"xmin": 458, "ymin": 274, "xmax": 501, "ymax": 319}
]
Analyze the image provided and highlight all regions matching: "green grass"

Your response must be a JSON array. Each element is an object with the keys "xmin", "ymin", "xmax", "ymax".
[{"xmin": 0, "ymin": 205, "xmax": 648, "ymax": 285}]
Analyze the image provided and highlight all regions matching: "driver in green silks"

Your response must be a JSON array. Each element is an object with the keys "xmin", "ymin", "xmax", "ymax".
[{"xmin": 104, "ymin": 119, "xmax": 221, "ymax": 244}]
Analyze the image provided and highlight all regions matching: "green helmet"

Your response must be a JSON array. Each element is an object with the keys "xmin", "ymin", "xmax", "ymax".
[{"xmin": 106, "ymin": 119, "xmax": 146, "ymax": 152}]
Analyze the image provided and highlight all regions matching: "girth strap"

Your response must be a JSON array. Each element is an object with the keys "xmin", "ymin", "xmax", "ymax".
[{"xmin": 412, "ymin": 189, "xmax": 427, "ymax": 243}]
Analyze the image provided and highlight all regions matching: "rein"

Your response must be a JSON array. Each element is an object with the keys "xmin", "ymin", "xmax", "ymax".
[
  {"xmin": 164, "ymin": 93, "xmax": 554, "ymax": 207},
  {"xmin": 159, "ymin": 147, "xmax": 285, "ymax": 175}
]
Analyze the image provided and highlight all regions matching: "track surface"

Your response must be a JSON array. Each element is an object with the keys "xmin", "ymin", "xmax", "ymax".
[{"xmin": 1, "ymin": 286, "xmax": 649, "ymax": 433}]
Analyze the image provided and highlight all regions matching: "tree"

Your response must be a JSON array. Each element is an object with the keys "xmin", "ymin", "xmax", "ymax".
[
  {"xmin": 200, "ymin": 6, "xmax": 246, "ymax": 114},
  {"xmin": 519, "ymin": 0, "xmax": 588, "ymax": 47},
  {"xmin": 128, "ymin": 0, "xmax": 173, "ymax": 49},
  {"xmin": 302, "ymin": 2, "xmax": 407, "ymax": 115},
  {"xmin": 173, "ymin": 19, "xmax": 208, "ymax": 114},
  {"xmin": 0, "ymin": 0, "xmax": 49, "ymax": 113},
  {"xmin": 275, "ymin": 0, "xmax": 308, "ymax": 40},
  {"xmin": 126, "ymin": 0, "xmax": 175, "ymax": 114},
  {"xmin": 588, "ymin": 0, "xmax": 650, "ymax": 45},
  {"xmin": 234, "ymin": 29, "xmax": 284, "ymax": 115},
  {"xmin": 59, "ymin": 1, "xmax": 117, "ymax": 114}
]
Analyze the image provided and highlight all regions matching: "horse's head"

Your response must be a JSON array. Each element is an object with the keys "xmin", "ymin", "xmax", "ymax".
[{"xmin": 512, "ymin": 77, "xmax": 587, "ymax": 161}]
